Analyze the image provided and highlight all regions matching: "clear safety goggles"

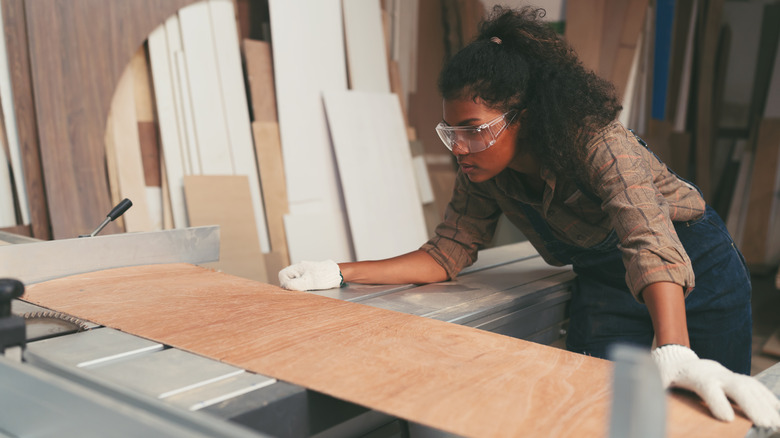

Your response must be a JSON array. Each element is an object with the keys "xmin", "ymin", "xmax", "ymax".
[{"xmin": 435, "ymin": 110, "xmax": 518, "ymax": 154}]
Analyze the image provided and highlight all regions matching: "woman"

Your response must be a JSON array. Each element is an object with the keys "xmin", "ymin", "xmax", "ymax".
[{"xmin": 279, "ymin": 6, "xmax": 780, "ymax": 429}]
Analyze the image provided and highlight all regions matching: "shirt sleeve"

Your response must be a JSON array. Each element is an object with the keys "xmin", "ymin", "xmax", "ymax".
[
  {"xmin": 584, "ymin": 124, "xmax": 696, "ymax": 302},
  {"xmin": 420, "ymin": 170, "xmax": 503, "ymax": 279}
]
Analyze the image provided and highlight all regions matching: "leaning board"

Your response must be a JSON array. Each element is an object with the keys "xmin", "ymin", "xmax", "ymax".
[
  {"xmin": 21, "ymin": 264, "xmax": 753, "ymax": 437},
  {"xmin": 323, "ymin": 90, "xmax": 427, "ymax": 261}
]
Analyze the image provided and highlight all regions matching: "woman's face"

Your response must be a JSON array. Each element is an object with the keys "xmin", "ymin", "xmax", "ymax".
[{"xmin": 440, "ymin": 98, "xmax": 536, "ymax": 183}]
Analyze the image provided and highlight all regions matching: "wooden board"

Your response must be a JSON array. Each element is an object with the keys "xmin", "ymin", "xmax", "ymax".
[
  {"xmin": 342, "ymin": 0, "xmax": 391, "ymax": 93},
  {"xmin": 24, "ymin": 0, "xmax": 197, "ymax": 239},
  {"xmin": 183, "ymin": 175, "xmax": 267, "ymax": 283},
  {"xmin": 108, "ymin": 63, "xmax": 153, "ymax": 233},
  {"xmin": 0, "ymin": 133, "xmax": 15, "ymax": 226},
  {"xmin": 0, "ymin": 0, "xmax": 50, "ymax": 239},
  {"xmin": 268, "ymin": 0, "xmax": 353, "ymax": 262},
  {"xmin": 251, "ymin": 121, "xmax": 289, "ymax": 263},
  {"xmin": 741, "ymin": 118, "xmax": 780, "ymax": 265},
  {"xmin": 210, "ymin": 0, "xmax": 270, "ymax": 254},
  {"xmin": 20, "ymin": 263, "xmax": 753, "ymax": 438},
  {"xmin": 0, "ymin": 3, "xmax": 27, "ymax": 225},
  {"xmin": 323, "ymin": 90, "xmax": 427, "ymax": 261},
  {"xmin": 242, "ymin": 39, "xmax": 278, "ymax": 123},
  {"xmin": 148, "ymin": 17, "xmax": 190, "ymax": 229}
]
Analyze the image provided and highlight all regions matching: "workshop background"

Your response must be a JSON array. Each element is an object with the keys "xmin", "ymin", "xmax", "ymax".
[{"xmin": 0, "ymin": 0, "xmax": 778, "ymax": 374}]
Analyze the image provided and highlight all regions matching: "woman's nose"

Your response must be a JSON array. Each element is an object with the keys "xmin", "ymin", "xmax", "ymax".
[{"xmin": 450, "ymin": 143, "xmax": 469, "ymax": 156}]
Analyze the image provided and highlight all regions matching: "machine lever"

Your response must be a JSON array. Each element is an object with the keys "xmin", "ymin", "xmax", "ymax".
[{"xmin": 79, "ymin": 198, "xmax": 133, "ymax": 238}]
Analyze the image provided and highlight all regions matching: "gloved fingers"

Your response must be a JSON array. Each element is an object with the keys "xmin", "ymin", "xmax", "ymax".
[
  {"xmin": 724, "ymin": 376, "xmax": 780, "ymax": 430},
  {"xmin": 281, "ymin": 276, "xmax": 313, "ymax": 291},
  {"xmin": 279, "ymin": 263, "xmax": 306, "ymax": 282},
  {"xmin": 694, "ymin": 382, "xmax": 735, "ymax": 422},
  {"xmin": 278, "ymin": 264, "xmax": 311, "ymax": 291}
]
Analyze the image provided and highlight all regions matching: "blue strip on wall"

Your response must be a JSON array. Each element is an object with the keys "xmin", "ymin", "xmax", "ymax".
[{"xmin": 652, "ymin": 0, "xmax": 675, "ymax": 120}]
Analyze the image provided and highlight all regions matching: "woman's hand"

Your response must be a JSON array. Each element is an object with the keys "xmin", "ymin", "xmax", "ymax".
[
  {"xmin": 652, "ymin": 344, "xmax": 780, "ymax": 429},
  {"xmin": 278, "ymin": 260, "xmax": 343, "ymax": 291}
]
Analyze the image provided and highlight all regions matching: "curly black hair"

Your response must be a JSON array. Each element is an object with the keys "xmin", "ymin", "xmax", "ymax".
[{"xmin": 438, "ymin": 6, "xmax": 621, "ymax": 183}]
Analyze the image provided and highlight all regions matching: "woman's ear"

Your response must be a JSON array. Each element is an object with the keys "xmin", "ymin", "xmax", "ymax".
[{"xmin": 515, "ymin": 108, "xmax": 530, "ymax": 139}]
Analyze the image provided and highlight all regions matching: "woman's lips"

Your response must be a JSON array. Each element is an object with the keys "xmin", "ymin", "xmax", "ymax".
[{"xmin": 459, "ymin": 162, "xmax": 476, "ymax": 173}]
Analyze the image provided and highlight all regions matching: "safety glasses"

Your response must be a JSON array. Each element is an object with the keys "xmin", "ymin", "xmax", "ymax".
[{"xmin": 435, "ymin": 110, "xmax": 518, "ymax": 154}]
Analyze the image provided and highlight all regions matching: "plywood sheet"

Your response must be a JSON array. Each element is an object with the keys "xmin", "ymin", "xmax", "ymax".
[
  {"xmin": 242, "ymin": 39, "xmax": 277, "ymax": 123},
  {"xmin": 0, "ymin": 3, "xmax": 27, "ymax": 225},
  {"xmin": 342, "ymin": 0, "xmax": 391, "ymax": 93},
  {"xmin": 109, "ymin": 64, "xmax": 153, "ymax": 233},
  {"xmin": 147, "ymin": 21, "xmax": 188, "ymax": 229},
  {"xmin": 0, "ymin": 0, "xmax": 49, "ymax": 239},
  {"xmin": 207, "ymin": 0, "xmax": 270, "ymax": 253},
  {"xmin": 741, "ymin": 118, "xmax": 780, "ymax": 265},
  {"xmin": 21, "ymin": 263, "xmax": 753, "ymax": 438},
  {"xmin": 323, "ymin": 90, "xmax": 427, "ymax": 261},
  {"xmin": 251, "ymin": 121, "xmax": 289, "ymax": 262},
  {"xmin": 183, "ymin": 175, "xmax": 267, "ymax": 282},
  {"xmin": 268, "ymin": 0, "xmax": 353, "ymax": 262}
]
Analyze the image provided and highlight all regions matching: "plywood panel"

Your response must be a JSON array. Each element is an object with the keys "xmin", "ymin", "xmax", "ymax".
[
  {"xmin": 0, "ymin": 3, "xmax": 26, "ymax": 225},
  {"xmin": 323, "ymin": 90, "xmax": 427, "ymax": 261},
  {"xmin": 147, "ymin": 21, "xmax": 189, "ymax": 230},
  {"xmin": 184, "ymin": 175, "xmax": 267, "ymax": 282},
  {"xmin": 343, "ymin": 0, "xmax": 391, "ymax": 93},
  {"xmin": 108, "ymin": 65, "xmax": 153, "ymax": 233},
  {"xmin": 741, "ymin": 118, "xmax": 780, "ymax": 265},
  {"xmin": 25, "ymin": 0, "xmax": 198, "ymax": 239},
  {"xmin": 0, "ymin": 0, "xmax": 49, "ymax": 239},
  {"xmin": 243, "ymin": 39, "xmax": 277, "ymax": 123},
  {"xmin": 251, "ymin": 122, "xmax": 289, "ymax": 262},
  {"xmin": 694, "ymin": 0, "xmax": 724, "ymax": 201},
  {"xmin": 207, "ymin": 0, "xmax": 270, "ymax": 253},
  {"xmin": 21, "ymin": 263, "xmax": 753, "ymax": 438},
  {"xmin": 565, "ymin": 0, "xmax": 607, "ymax": 74},
  {"xmin": 268, "ymin": 0, "xmax": 353, "ymax": 262}
]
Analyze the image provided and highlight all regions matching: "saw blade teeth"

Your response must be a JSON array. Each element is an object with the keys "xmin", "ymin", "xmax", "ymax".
[{"xmin": 20, "ymin": 310, "xmax": 92, "ymax": 332}]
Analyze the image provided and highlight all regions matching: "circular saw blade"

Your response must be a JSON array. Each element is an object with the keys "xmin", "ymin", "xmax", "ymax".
[{"xmin": 22, "ymin": 311, "xmax": 92, "ymax": 341}]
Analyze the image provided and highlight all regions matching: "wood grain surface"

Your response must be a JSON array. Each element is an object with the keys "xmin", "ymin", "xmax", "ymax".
[
  {"xmin": 0, "ymin": 0, "xmax": 49, "ymax": 239},
  {"xmin": 22, "ymin": 263, "xmax": 753, "ymax": 437},
  {"xmin": 24, "ymin": 0, "xmax": 196, "ymax": 239}
]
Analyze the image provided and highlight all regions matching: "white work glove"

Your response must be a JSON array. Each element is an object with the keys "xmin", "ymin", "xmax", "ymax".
[
  {"xmin": 278, "ymin": 260, "xmax": 343, "ymax": 291},
  {"xmin": 652, "ymin": 344, "xmax": 780, "ymax": 429}
]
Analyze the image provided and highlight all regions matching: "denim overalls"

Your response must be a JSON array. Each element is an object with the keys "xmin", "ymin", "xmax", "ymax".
[{"xmin": 515, "ymin": 137, "xmax": 753, "ymax": 374}]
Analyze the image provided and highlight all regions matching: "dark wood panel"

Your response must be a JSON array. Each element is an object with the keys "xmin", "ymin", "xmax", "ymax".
[
  {"xmin": 2, "ymin": 0, "xmax": 50, "ymax": 239},
  {"xmin": 24, "ymin": 0, "xmax": 197, "ymax": 239}
]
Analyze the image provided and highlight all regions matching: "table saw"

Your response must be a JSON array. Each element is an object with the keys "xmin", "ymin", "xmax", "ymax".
[{"xmin": 0, "ymin": 229, "xmax": 777, "ymax": 438}]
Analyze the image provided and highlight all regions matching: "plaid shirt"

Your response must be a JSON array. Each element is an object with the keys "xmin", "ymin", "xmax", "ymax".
[{"xmin": 421, "ymin": 120, "xmax": 706, "ymax": 301}]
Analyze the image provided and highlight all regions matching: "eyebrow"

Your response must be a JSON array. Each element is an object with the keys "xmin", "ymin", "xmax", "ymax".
[{"xmin": 441, "ymin": 117, "xmax": 483, "ymax": 127}]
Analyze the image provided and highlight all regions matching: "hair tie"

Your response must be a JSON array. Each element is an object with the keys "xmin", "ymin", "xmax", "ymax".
[{"xmin": 490, "ymin": 36, "xmax": 502, "ymax": 44}]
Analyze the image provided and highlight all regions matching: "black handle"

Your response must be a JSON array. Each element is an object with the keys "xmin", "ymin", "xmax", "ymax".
[
  {"xmin": 0, "ymin": 279, "xmax": 24, "ymax": 318},
  {"xmin": 107, "ymin": 198, "xmax": 133, "ymax": 221}
]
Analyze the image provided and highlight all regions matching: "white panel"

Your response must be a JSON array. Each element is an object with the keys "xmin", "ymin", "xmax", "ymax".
[
  {"xmin": 268, "ymin": 0, "xmax": 353, "ymax": 262},
  {"xmin": 178, "ymin": 1, "xmax": 233, "ymax": 174},
  {"xmin": 342, "ymin": 0, "xmax": 391, "ymax": 93},
  {"xmin": 0, "ymin": 146, "xmax": 15, "ymax": 227},
  {"xmin": 165, "ymin": 16, "xmax": 199, "ymax": 174},
  {"xmin": 0, "ymin": 5, "xmax": 28, "ymax": 224},
  {"xmin": 148, "ymin": 24, "xmax": 188, "ymax": 229},
  {"xmin": 208, "ymin": 0, "xmax": 270, "ymax": 253},
  {"xmin": 323, "ymin": 90, "xmax": 427, "ymax": 261},
  {"xmin": 284, "ymin": 210, "xmax": 354, "ymax": 264},
  {"xmin": 412, "ymin": 155, "xmax": 435, "ymax": 204}
]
